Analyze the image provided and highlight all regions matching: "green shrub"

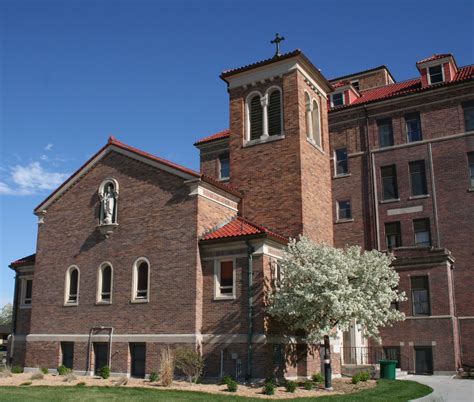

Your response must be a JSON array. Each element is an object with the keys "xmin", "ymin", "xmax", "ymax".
[
  {"xmin": 226, "ymin": 379, "xmax": 238, "ymax": 392},
  {"xmin": 11, "ymin": 366, "xmax": 23, "ymax": 374},
  {"xmin": 57, "ymin": 365, "xmax": 72, "ymax": 376},
  {"xmin": 263, "ymin": 382, "xmax": 275, "ymax": 395},
  {"xmin": 312, "ymin": 372, "xmax": 324, "ymax": 383},
  {"xmin": 359, "ymin": 371, "xmax": 370, "ymax": 382},
  {"xmin": 76, "ymin": 382, "xmax": 86, "ymax": 387},
  {"xmin": 174, "ymin": 347, "xmax": 204, "ymax": 384},
  {"xmin": 30, "ymin": 372, "xmax": 44, "ymax": 380},
  {"xmin": 149, "ymin": 371, "xmax": 159, "ymax": 382},
  {"xmin": 285, "ymin": 380, "xmax": 297, "ymax": 393},
  {"xmin": 351, "ymin": 373, "xmax": 361, "ymax": 384},
  {"xmin": 99, "ymin": 365, "xmax": 110, "ymax": 379},
  {"xmin": 265, "ymin": 376, "xmax": 277, "ymax": 386},
  {"xmin": 40, "ymin": 367, "xmax": 48, "ymax": 375},
  {"xmin": 20, "ymin": 381, "xmax": 32, "ymax": 386},
  {"xmin": 303, "ymin": 380, "xmax": 314, "ymax": 390}
]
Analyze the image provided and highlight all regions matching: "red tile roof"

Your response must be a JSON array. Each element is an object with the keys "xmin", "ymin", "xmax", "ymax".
[
  {"xmin": 201, "ymin": 216, "xmax": 288, "ymax": 243},
  {"xmin": 10, "ymin": 254, "xmax": 36, "ymax": 268},
  {"xmin": 416, "ymin": 53, "xmax": 453, "ymax": 64},
  {"xmin": 331, "ymin": 65, "xmax": 473, "ymax": 111},
  {"xmin": 194, "ymin": 129, "xmax": 230, "ymax": 146}
]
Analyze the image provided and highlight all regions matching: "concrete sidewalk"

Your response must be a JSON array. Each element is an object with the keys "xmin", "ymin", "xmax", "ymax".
[{"xmin": 409, "ymin": 375, "xmax": 473, "ymax": 402}]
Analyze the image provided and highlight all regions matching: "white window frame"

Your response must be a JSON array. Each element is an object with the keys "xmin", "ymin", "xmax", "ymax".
[
  {"xmin": 131, "ymin": 257, "xmax": 150, "ymax": 303},
  {"xmin": 64, "ymin": 265, "xmax": 80, "ymax": 306},
  {"xmin": 334, "ymin": 147, "xmax": 349, "ymax": 177},
  {"xmin": 213, "ymin": 257, "xmax": 236, "ymax": 300},
  {"xmin": 330, "ymin": 92, "xmax": 344, "ymax": 107},
  {"xmin": 427, "ymin": 64, "xmax": 445, "ymax": 85},
  {"xmin": 19, "ymin": 276, "xmax": 33, "ymax": 309},
  {"xmin": 336, "ymin": 200, "xmax": 353, "ymax": 222},
  {"xmin": 96, "ymin": 262, "xmax": 113, "ymax": 304}
]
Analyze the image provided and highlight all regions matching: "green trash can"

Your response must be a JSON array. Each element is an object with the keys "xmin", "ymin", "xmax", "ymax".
[{"xmin": 379, "ymin": 360, "xmax": 397, "ymax": 380}]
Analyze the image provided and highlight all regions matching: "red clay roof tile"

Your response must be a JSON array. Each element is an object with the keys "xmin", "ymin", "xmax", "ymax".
[
  {"xmin": 10, "ymin": 253, "xmax": 36, "ymax": 268},
  {"xmin": 193, "ymin": 129, "xmax": 230, "ymax": 146}
]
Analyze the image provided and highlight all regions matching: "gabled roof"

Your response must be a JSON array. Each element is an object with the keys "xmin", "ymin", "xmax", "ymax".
[
  {"xmin": 194, "ymin": 129, "xmax": 230, "ymax": 147},
  {"xmin": 34, "ymin": 136, "xmax": 240, "ymax": 214},
  {"xmin": 330, "ymin": 64, "xmax": 473, "ymax": 111},
  {"xmin": 201, "ymin": 216, "xmax": 288, "ymax": 244},
  {"xmin": 10, "ymin": 253, "xmax": 36, "ymax": 268},
  {"xmin": 416, "ymin": 53, "xmax": 453, "ymax": 65}
]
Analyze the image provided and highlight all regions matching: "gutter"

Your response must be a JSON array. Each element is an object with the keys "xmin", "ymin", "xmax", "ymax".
[{"xmin": 245, "ymin": 241, "xmax": 255, "ymax": 380}]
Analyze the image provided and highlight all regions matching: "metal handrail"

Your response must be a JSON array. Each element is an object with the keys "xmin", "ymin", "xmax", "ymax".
[{"xmin": 341, "ymin": 346, "xmax": 413, "ymax": 373}]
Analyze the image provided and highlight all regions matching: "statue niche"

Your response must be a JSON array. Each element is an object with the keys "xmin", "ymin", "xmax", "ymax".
[{"xmin": 98, "ymin": 178, "xmax": 119, "ymax": 237}]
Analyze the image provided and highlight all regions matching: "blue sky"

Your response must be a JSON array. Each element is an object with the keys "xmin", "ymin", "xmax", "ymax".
[{"xmin": 0, "ymin": 0, "xmax": 473, "ymax": 307}]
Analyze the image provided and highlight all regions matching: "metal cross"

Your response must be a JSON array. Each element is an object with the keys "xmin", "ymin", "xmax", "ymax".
[{"xmin": 270, "ymin": 33, "xmax": 285, "ymax": 57}]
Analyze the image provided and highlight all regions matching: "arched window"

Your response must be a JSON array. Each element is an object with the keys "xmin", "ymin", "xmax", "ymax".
[
  {"xmin": 305, "ymin": 92, "xmax": 312, "ymax": 139},
  {"xmin": 97, "ymin": 263, "xmax": 113, "ymax": 303},
  {"xmin": 312, "ymin": 100, "xmax": 322, "ymax": 148},
  {"xmin": 132, "ymin": 258, "xmax": 150, "ymax": 302},
  {"xmin": 249, "ymin": 94, "xmax": 263, "ymax": 140},
  {"xmin": 65, "ymin": 266, "xmax": 80, "ymax": 305},
  {"xmin": 267, "ymin": 89, "xmax": 282, "ymax": 136},
  {"xmin": 98, "ymin": 178, "xmax": 119, "ymax": 226}
]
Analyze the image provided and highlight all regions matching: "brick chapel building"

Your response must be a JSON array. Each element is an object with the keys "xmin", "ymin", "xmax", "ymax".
[{"xmin": 8, "ymin": 49, "xmax": 474, "ymax": 378}]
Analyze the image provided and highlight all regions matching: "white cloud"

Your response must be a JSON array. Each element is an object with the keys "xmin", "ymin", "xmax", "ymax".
[
  {"xmin": 0, "ymin": 162, "xmax": 69, "ymax": 196},
  {"xmin": 44, "ymin": 143, "xmax": 53, "ymax": 151},
  {"xmin": 40, "ymin": 154, "xmax": 48, "ymax": 161}
]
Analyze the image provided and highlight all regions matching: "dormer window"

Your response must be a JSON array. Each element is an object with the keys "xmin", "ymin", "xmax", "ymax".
[
  {"xmin": 428, "ymin": 65, "xmax": 444, "ymax": 84},
  {"xmin": 351, "ymin": 80, "xmax": 360, "ymax": 91},
  {"xmin": 331, "ymin": 92, "xmax": 344, "ymax": 107}
]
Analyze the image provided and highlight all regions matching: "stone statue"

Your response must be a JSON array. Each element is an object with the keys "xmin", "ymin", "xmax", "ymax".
[{"xmin": 102, "ymin": 183, "xmax": 116, "ymax": 225}]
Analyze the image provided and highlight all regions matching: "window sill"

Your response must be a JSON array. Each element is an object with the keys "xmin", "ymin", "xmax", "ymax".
[
  {"xmin": 306, "ymin": 138, "xmax": 324, "ymax": 154},
  {"xmin": 95, "ymin": 301, "xmax": 112, "ymax": 306},
  {"xmin": 243, "ymin": 134, "xmax": 285, "ymax": 148},
  {"xmin": 19, "ymin": 304, "xmax": 32, "ymax": 309},
  {"xmin": 213, "ymin": 295, "xmax": 236, "ymax": 301},
  {"xmin": 380, "ymin": 198, "xmax": 400, "ymax": 204},
  {"xmin": 335, "ymin": 218, "xmax": 354, "ymax": 224},
  {"xmin": 333, "ymin": 173, "xmax": 351, "ymax": 179},
  {"xmin": 408, "ymin": 194, "xmax": 430, "ymax": 200},
  {"xmin": 63, "ymin": 303, "xmax": 78, "ymax": 307},
  {"xmin": 219, "ymin": 177, "xmax": 230, "ymax": 182},
  {"xmin": 131, "ymin": 299, "xmax": 149, "ymax": 304},
  {"xmin": 468, "ymin": 188, "xmax": 474, "ymax": 193}
]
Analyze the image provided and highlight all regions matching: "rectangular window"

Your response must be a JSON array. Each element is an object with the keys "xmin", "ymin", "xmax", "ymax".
[
  {"xmin": 215, "ymin": 260, "xmax": 234, "ymax": 299},
  {"xmin": 219, "ymin": 153, "xmax": 230, "ymax": 180},
  {"xmin": 411, "ymin": 276, "xmax": 431, "ymax": 315},
  {"xmin": 414, "ymin": 218, "xmax": 431, "ymax": 247},
  {"xmin": 381, "ymin": 165, "xmax": 398, "ymax": 200},
  {"xmin": 406, "ymin": 113, "xmax": 422, "ymax": 142},
  {"xmin": 20, "ymin": 278, "xmax": 33, "ymax": 307},
  {"xmin": 409, "ymin": 160, "xmax": 428, "ymax": 196},
  {"xmin": 61, "ymin": 342, "xmax": 74, "ymax": 369},
  {"xmin": 463, "ymin": 101, "xmax": 474, "ymax": 132},
  {"xmin": 331, "ymin": 92, "xmax": 344, "ymax": 107},
  {"xmin": 428, "ymin": 65, "xmax": 443, "ymax": 84},
  {"xmin": 378, "ymin": 119, "xmax": 394, "ymax": 148},
  {"xmin": 385, "ymin": 222, "xmax": 401, "ymax": 249},
  {"xmin": 468, "ymin": 152, "xmax": 474, "ymax": 188},
  {"xmin": 335, "ymin": 148, "xmax": 348, "ymax": 175},
  {"xmin": 337, "ymin": 200, "xmax": 352, "ymax": 221}
]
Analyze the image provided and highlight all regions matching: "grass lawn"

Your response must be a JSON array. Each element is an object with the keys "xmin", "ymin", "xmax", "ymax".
[{"xmin": 0, "ymin": 380, "xmax": 432, "ymax": 401}]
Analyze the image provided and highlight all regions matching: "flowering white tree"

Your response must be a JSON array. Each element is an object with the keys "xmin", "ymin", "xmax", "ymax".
[{"xmin": 267, "ymin": 237, "xmax": 406, "ymax": 387}]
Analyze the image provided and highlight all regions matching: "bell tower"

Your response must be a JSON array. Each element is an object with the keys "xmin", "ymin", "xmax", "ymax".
[{"xmin": 221, "ymin": 48, "xmax": 334, "ymax": 243}]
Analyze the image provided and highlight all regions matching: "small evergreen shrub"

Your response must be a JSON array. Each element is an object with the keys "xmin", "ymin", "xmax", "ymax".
[
  {"xmin": 40, "ymin": 367, "xmax": 48, "ymax": 374},
  {"xmin": 20, "ymin": 381, "xmax": 32, "ymax": 386},
  {"xmin": 265, "ymin": 376, "xmax": 277, "ymax": 386},
  {"xmin": 285, "ymin": 380, "xmax": 297, "ymax": 393},
  {"xmin": 303, "ymin": 380, "xmax": 314, "ymax": 390},
  {"xmin": 312, "ymin": 372, "xmax": 324, "ymax": 383},
  {"xmin": 359, "ymin": 371, "xmax": 370, "ymax": 382},
  {"xmin": 226, "ymin": 379, "xmax": 238, "ymax": 392},
  {"xmin": 263, "ymin": 382, "xmax": 275, "ymax": 395},
  {"xmin": 30, "ymin": 372, "xmax": 44, "ymax": 380},
  {"xmin": 57, "ymin": 365, "xmax": 72, "ymax": 376},
  {"xmin": 149, "ymin": 371, "xmax": 159, "ymax": 382},
  {"xmin": 99, "ymin": 365, "xmax": 110, "ymax": 379},
  {"xmin": 351, "ymin": 373, "xmax": 361, "ymax": 384},
  {"xmin": 221, "ymin": 375, "xmax": 234, "ymax": 386},
  {"xmin": 11, "ymin": 366, "xmax": 23, "ymax": 374}
]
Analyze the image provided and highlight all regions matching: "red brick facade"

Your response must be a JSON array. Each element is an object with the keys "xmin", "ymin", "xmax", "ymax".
[{"xmin": 9, "ymin": 49, "xmax": 473, "ymax": 377}]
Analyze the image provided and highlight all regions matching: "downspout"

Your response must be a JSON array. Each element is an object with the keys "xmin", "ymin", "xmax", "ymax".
[
  {"xmin": 245, "ymin": 241, "xmax": 254, "ymax": 380},
  {"xmin": 9, "ymin": 270, "xmax": 19, "ymax": 364}
]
